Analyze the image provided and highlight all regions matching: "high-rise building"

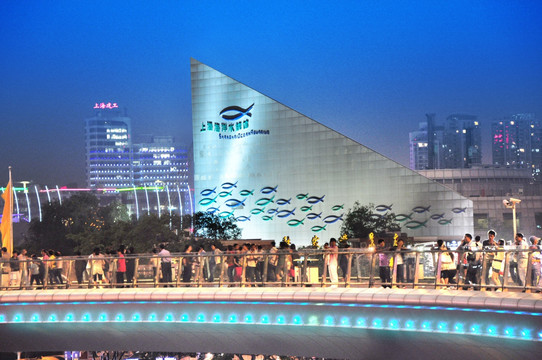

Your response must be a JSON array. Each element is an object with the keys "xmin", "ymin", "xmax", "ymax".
[
  {"xmin": 492, "ymin": 113, "xmax": 542, "ymax": 179},
  {"xmin": 85, "ymin": 105, "xmax": 133, "ymax": 188},
  {"xmin": 133, "ymin": 135, "xmax": 190, "ymax": 188},
  {"xmin": 409, "ymin": 114, "xmax": 481, "ymax": 170}
]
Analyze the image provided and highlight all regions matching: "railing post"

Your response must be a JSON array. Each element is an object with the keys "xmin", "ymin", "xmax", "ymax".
[
  {"xmin": 502, "ymin": 252, "xmax": 511, "ymax": 292},
  {"xmin": 413, "ymin": 252, "xmax": 420, "ymax": 289},
  {"xmin": 345, "ymin": 252, "xmax": 352, "ymax": 288}
]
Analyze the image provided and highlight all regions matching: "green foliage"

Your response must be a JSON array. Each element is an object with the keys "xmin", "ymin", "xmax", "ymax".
[
  {"xmin": 340, "ymin": 202, "xmax": 400, "ymax": 239},
  {"xmin": 193, "ymin": 211, "xmax": 241, "ymax": 240}
]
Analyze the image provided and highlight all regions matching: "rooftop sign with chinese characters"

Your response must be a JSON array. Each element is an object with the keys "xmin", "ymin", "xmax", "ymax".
[{"xmin": 94, "ymin": 102, "xmax": 119, "ymax": 109}]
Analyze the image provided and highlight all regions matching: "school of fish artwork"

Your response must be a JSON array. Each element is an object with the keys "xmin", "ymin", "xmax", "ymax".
[
  {"xmin": 250, "ymin": 208, "xmax": 266, "ymax": 215},
  {"xmin": 255, "ymin": 196, "xmax": 275, "ymax": 206},
  {"xmin": 199, "ymin": 195, "xmax": 218, "ymax": 206},
  {"xmin": 260, "ymin": 185, "xmax": 278, "ymax": 194},
  {"xmin": 206, "ymin": 207, "xmax": 220, "ymax": 214},
  {"xmin": 287, "ymin": 218, "xmax": 305, "ymax": 227},
  {"xmin": 219, "ymin": 190, "xmax": 233, "ymax": 198},
  {"xmin": 404, "ymin": 219, "xmax": 428, "ymax": 229},
  {"xmin": 276, "ymin": 208, "xmax": 296, "ymax": 218},
  {"xmin": 296, "ymin": 193, "xmax": 309, "ymax": 200},
  {"xmin": 451, "ymin": 207, "xmax": 467, "ymax": 213},
  {"xmin": 331, "ymin": 204, "xmax": 344, "ymax": 211},
  {"xmin": 236, "ymin": 215, "xmax": 251, "ymax": 222},
  {"xmin": 394, "ymin": 213, "xmax": 413, "ymax": 222},
  {"xmin": 438, "ymin": 218, "xmax": 453, "ymax": 225},
  {"xmin": 219, "ymin": 210, "xmax": 235, "ymax": 218},
  {"xmin": 306, "ymin": 195, "xmax": 325, "ymax": 204},
  {"xmin": 430, "ymin": 213, "xmax": 445, "ymax": 220},
  {"xmin": 311, "ymin": 225, "xmax": 327, "ymax": 232},
  {"xmin": 200, "ymin": 187, "xmax": 217, "ymax": 196},
  {"xmin": 300, "ymin": 205, "xmax": 313, "ymax": 212},
  {"xmin": 412, "ymin": 206, "xmax": 431, "ymax": 214},
  {"xmin": 323, "ymin": 214, "xmax": 343, "ymax": 224},
  {"xmin": 225, "ymin": 198, "xmax": 246, "ymax": 208},
  {"xmin": 306, "ymin": 212, "xmax": 322, "ymax": 220},
  {"xmin": 262, "ymin": 215, "xmax": 274, "ymax": 221},
  {"xmin": 239, "ymin": 189, "xmax": 255, "ymax": 196},
  {"xmin": 221, "ymin": 181, "xmax": 238, "ymax": 189},
  {"xmin": 276, "ymin": 198, "xmax": 291, "ymax": 206},
  {"xmin": 375, "ymin": 204, "xmax": 393, "ymax": 212}
]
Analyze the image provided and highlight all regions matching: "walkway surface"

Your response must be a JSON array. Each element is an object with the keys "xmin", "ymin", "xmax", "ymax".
[{"xmin": 1, "ymin": 287, "xmax": 542, "ymax": 359}]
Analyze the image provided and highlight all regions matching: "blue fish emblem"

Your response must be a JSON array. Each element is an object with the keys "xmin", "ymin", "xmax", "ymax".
[
  {"xmin": 262, "ymin": 215, "xmax": 274, "ymax": 221},
  {"xmin": 250, "ymin": 208, "xmax": 265, "ymax": 215},
  {"xmin": 267, "ymin": 208, "xmax": 279, "ymax": 215},
  {"xmin": 287, "ymin": 218, "xmax": 305, "ymax": 227},
  {"xmin": 438, "ymin": 218, "xmax": 453, "ymax": 225},
  {"xmin": 394, "ymin": 213, "xmax": 413, "ymax": 222},
  {"xmin": 255, "ymin": 196, "xmax": 275, "ymax": 206},
  {"xmin": 452, "ymin": 207, "xmax": 467, "ymax": 214},
  {"xmin": 306, "ymin": 212, "xmax": 322, "ymax": 220},
  {"xmin": 199, "ymin": 196, "xmax": 218, "ymax": 206},
  {"xmin": 311, "ymin": 225, "xmax": 327, "ymax": 232},
  {"xmin": 219, "ymin": 190, "xmax": 233, "ymax": 198},
  {"xmin": 412, "ymin": 206, "xmax": 431, "ymax": 214},
  {"xmin": 430, "ymin": 213, "xmax": 445, "ymax": 220},
  {"xmin": 219, "ymin": 103, "xmax": 254, "ymax": 121},
  {"xmin": 276, "ymin": 198, "xmax": 292, "ymax": 206},
  {"xmin": 375, "ymin": 204, "xmax": 393, "ymax": 212},
  {"xmin": 239, "ymin": 189, "xmax": 254, "ymax": 197},
  {"xmin": 332, "ymin": 204, "xmax": 344, "ymax": 211},
  {"xmin": 300, "ymin": 205, "xmax": 313, "ymax": 212},
  {"xmin": 323, "ymin": 214, "xmax": 343, "ymax": 224},
  {"xmin": 307, "ymin": 195, "xmax": 325, "ymax": 204},
  {"xmin": 221, "ymin": 181, "xmax": 238, "ymax": 190},
  {"xmin": 277, "ymin": 208, "xmax": 296, "ymax": 218},
  {"xmin": 200, "ymin": 187, "xmax": 216, "ymax": 196},
  {"xmin": 225, "ymin": 198, "xmax": 246, "ymax": 208},
  {"xmin": 404, "ymin": 219, "xmax": 428, "ymax": 229},
  {"xmin": 236, "ymin": 215, "xmax": 251, "ymax": 222},
  {"xmin": 370, "ymin": 214, "xmax": 383, "ymax": 221},
  {"xmin": 206, "ymin": 207, "xmax": 220, "ymax": 214},
  {"xmin": 296, "ymin": 193, "xmax": 309, "ymax": 200},
  {"xmin": 219, "ymin": 210, "xmax": 235, "ymax": 218},
  {"xmin": 260, "ymin": 185, "xmax": 278, "ymax": 194}
]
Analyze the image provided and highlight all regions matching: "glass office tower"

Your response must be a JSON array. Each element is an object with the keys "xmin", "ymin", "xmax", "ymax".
[{"xmin": 191, "ymin": 59, "xmax": 473, "ymax": 243}]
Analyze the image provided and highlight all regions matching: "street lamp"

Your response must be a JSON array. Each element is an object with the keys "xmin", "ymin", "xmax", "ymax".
[{"xmin": 503, "ymin": 197, "xmax": 521, "ymax": 238}]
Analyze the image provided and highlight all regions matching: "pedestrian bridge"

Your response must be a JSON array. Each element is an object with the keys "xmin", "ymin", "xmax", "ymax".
[{"xmin": 1, "ymin": 287, "xmax": 541, "ymax": 359}]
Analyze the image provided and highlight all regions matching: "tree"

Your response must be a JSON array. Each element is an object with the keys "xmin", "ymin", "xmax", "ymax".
[
  {"xmin": 340, "ymin": 202, "xmax": 400, "ymax": 239},
  {"xmin": 193, "ymin": 211, "xmax": 241, "ymax": 240}
]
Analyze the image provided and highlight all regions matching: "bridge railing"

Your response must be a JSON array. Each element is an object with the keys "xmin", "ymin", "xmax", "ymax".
[{"xmin": 0, "ymin": 247, "xmax": 540, "ymax": 292}]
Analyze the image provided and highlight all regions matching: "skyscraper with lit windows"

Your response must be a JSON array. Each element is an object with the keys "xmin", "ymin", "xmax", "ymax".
[{"xmin": 85, "ymin": 105, "xmax": 133, "ymax": 188}]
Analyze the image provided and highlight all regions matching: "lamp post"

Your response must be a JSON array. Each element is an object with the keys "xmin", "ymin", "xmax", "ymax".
[{"xmin": 503, "ymin": 198, "xmax": 521, "ymax": 238}]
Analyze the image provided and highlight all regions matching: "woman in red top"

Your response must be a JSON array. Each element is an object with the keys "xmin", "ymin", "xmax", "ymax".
[{"xmin": 116, "ymin": 248, "xmax": 126, "ymax": 288}]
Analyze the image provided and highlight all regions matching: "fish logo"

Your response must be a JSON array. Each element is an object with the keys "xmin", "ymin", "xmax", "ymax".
[
  {"xmin": 394, "ymin": 213, "xmax": 413, "ymax": 222},
  {"xmin": 221, "ymin": 181, "xmax": 238, "ymax": 189},
  {"xmin": 206, "ymin": 207, "xmax": 220, "ymax": 214},
  {"xmin": 239, "ymin": 189, "xmax": 255, "ymax": 197},
  {"xmin": 262, "ymin": 215, "xmax": 274, "ymax": 221},
  {"xmin": 430, "ymin": 213, "xmax": 445, "ymax": 220},
  {"xmin": 276, "ymin": 198, "xmax": 292, "ymax": 206},
  {"xmin": 267, "ymin": 208, "xmax": 279, "ymax": 215},
  {"xmin": 260, "ymin": 186, "xmax": 278, "ymax": 194},
  {"xmin": 277, "ymin": 208, "xmax": 296, "ymax": 218},
  {"xmin": 296, "ymin": 193, "xmax": 309, "ymax": 200},
  {"xmin": 225, "ymin": 198, "xmax": 246, "ymax": 208},
  {"xmin": 199, "ymin": 195, "xmax": 218, "ymax": 206},
  {"xmin": 255, "ymin": 196, "xmax": 275, "ymax": 206},
  {"xmin": 332, "ymin": 204, "xmax": 344, "ymax": 211},
  {"xmin": 404, "ymin": 219, "xmax": 428, "ymax": 229},
  {"xmin": 438, "ymin": 218, "xmax": 453, "ymax": 225},
  {"xmin": 306, "ymin": 212, "xmax": 322, "ymax": 220},
  {"xmin": 287, "ymin": 218, "xmax": 305, "ymax": 227},
  {"xmin": 323, "ymin": 214, "xmax": 343, "ymax": 224},
  {"xmin": 311, "ymin": 225, "xmax": 327, "ymax": 232},
  {"xmin": 219, "ymin": 190, "xmax": 233, "ymax": 198},
  {"xmin": 236, "ymin": 215, "xmax": 251, "ymax": 222},
  {"xmin": 300, "ymin": 205, "xmax": 313, "ymax": 212},
  {"xmin": 375, "ymin": 204, "xmax": 393, "ymax": 212},
  {"xmin": 200, "ymin": 187, "xmax": 216, "ymax": 196},
  {"xmin": 219, "ymin": 103, "xmax": 254, "ymax": 121},
  {"xmin": 412, "ymin": 206, "xmax": 431, "ymax": 214},
  {"xmin": 250, "ymin": 208, "xmax": 265, "ymax": 215},
  {"xmin": 306, "ymin": 195, "xmax": 325, "ymax": 204},
  {"xmin": 452, "ymin": 207, "xmax": 467, "ymax": 214},
  {"xmin": 219, "ymin": 210, "xmax": 235, "ymax": 218}
]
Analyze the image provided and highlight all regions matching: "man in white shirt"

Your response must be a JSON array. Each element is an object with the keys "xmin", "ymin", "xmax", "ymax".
[{"xmin": 159, "ymin": 244, "xmax": 172, "ymax": 286}]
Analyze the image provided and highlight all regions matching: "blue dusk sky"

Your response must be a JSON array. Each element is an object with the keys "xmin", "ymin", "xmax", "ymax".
[{"xmin": 1, "ymin": 1, "xmax": 541, "ymax": 186}]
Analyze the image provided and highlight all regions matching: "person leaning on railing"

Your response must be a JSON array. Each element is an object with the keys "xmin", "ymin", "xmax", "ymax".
[{"xmin": 490, "ymin": 239, "xmax": 506, "ymax": 291}]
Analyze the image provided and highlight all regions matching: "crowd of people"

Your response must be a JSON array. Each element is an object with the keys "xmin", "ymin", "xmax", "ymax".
[
  {"xmin": 1, "ymin": 231, "xmax": 541, "ymax": 291},
  {"xmin": 376, "ymin": 231, "xmax": 542, "ymax": 292}
]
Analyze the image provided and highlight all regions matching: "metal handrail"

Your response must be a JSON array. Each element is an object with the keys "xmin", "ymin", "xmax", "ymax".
[{"xmin": 0, "ymin": 248, "xmax": 540, "ymax": 292}]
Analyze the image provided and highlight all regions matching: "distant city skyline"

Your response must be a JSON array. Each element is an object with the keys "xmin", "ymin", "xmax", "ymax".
[{"xmin": 1, "ymin": 1, "xmax": 541, "ymax": 186}]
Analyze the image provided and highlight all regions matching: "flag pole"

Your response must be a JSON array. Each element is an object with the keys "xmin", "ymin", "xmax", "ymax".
[{"xmin": 7, "ymin": 166, "xmax": 13, "ymax": 254}]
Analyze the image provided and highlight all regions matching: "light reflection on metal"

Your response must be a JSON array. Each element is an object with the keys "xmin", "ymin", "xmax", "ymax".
[
  {"xmin": 166, "ymin": 185, "xmax": 172, "ymax": 229},
  {"xmin": 133, "ymin": 186, "xmax": 139, "ymax": 220},
  {"xmin": 176, "ymin": 185, "xmax": 183, "ymax": 231},
  {"xmin": 34, "ymin": 185, "xmax": 42, "ymax": 222},
  {"xmin": 44, "ymin": 186, "xmax": 51, "ymax": 203},
  {"xmin": 24, "ymin": 190, "xmax": 31, "ymax": 221},
  {"xmin": 155, "ymin": 186, "xmax": 161, "ymax": 218},
  {"xmin": 144, "ymin": 186, "xmax": 150, "ymax": 216},
  {"xmin": 13, "ymin": 188, "xmax": 20, "ymax": 222},
  {"xmin": 55, "ymin": 186, "xmax": 62, "ymax": 205},
  {"xmin": 186, "ymin": 184, "xmax": 194, "ymax": 232}
]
